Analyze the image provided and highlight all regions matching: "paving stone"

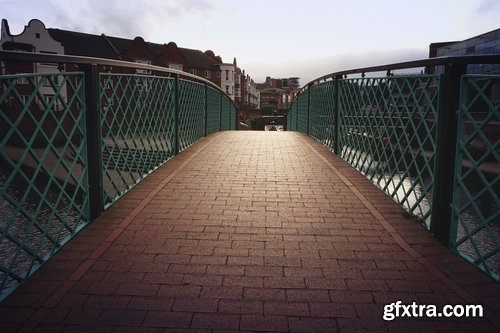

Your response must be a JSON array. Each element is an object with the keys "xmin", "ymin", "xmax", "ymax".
[{"xmin": 2, "ymin": 132, "xmax": 499, "ymax": 332}]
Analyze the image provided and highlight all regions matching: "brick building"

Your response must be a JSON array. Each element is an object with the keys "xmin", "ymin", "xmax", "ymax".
[
  {"xmin": 1, "ymin": 18, "xmax": 259, "ymax": 107},
  {"xmin": 233, "ymin": 58, "xmax": 260, "ymax": 110},
  {"xmin": 256, "ymin": 76, "xmax": 300, "ymax": 113}
]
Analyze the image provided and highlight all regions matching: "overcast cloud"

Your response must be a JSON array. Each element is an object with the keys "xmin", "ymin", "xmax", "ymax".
[{"xmin": 3, "ymin": 0, "xmax": 499, "ymax": 84}]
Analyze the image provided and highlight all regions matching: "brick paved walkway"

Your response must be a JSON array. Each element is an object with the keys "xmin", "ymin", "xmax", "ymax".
[{"xmin": 1, "ymin": 131, "xmax": 499, "ymax": 332}]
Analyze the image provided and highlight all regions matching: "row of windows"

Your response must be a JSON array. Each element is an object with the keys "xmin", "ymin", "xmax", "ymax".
[
  {"xmin": 439, "ymin": 43, "xmax": 500, "ymax": 56},
  {"xmin": 166, "ymin": 63, "xmax": 183, "ymax": 71},
  {"xmin": 134, "ymin": 59, "xmax": 230, "ymax": 80},
  {"xmin": 15, "ymin": 76, "xmax": 62, "ymax": 87},
  {"xmin": 4, "ymin": 94, "xmax": 63, "ymax": 111},
  {"xmin": 436, "ymin": 34, "xmax": 500, "ymax": 74},
  {"xmin": 437, "ymin": 32, "xmax": 500, "ymax": 57}
]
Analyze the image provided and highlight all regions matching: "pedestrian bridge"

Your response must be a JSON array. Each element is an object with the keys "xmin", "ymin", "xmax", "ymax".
[{"xmin": 0, "ymin": 51, "xmax": 499, "ymax": 331}]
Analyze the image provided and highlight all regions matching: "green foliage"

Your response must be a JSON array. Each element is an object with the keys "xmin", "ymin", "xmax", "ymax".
[{"xmin": 246, "ymin": 117, "xmax": 266, "ymax": 130}]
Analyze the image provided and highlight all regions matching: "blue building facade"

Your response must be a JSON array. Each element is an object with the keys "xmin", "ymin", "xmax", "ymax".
[{"xmin": 433, "ymin": 28, "xmax": 500, "ymax": 74}]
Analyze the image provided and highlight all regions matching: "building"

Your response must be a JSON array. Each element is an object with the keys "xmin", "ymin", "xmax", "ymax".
[
  {"xmin": 430, "ymin": 28, "xmax": 500, "ymax": 142},
  {"xmin": 218, "ymin": 62, "xmax": 235, "ymax": 99},
  {"xmin": 0, "ymin": 19, "xmax": 73, "ymax": 139},
  {"xmin": 233, "ymin": 58, "xmax": 260, "ymax": 110},
  {"xmin": 245, "ymin": 74, "xmax": 260, "ymax": 109},
  {"xmin": 256, "ymin": 76, "xmax": 300, "ymax": 113},
  {"xmin": 0, "ymin": 19, "xmax": 67, "ymax": 99},
  {"xmin": 430, "ymin": 28, "xmax": 500, "ymax": 74},
  {"xmin": 0, "ymin": 18, "xmax": 257, "ymax": 100}
]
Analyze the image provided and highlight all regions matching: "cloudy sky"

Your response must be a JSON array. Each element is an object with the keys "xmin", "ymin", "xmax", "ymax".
[{"xmin": 3, "ymin": 0, "xmax": 499, "ymax": 84}]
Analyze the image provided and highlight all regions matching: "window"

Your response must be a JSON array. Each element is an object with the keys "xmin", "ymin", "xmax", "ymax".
[
  {"xmin": 225, "ymin": 70, "xmax": 229, "ymax": 81},
  {"xmin": 190, "ymin": 68, "xmax": 196, "ymax": 75},
  {"xmin": 19, "ymin": 95, "xmax": 29, "ymax": 105},
  {"xmin": 44, "ymin": 75, "xmax": 60, "ymax": 88},
  {"xmin": 36, "ymin": 33, "xmax": 40, "ymax": 38},
  {"xmin": 205, "ymin": 70, "xmax": 211, "ymax": 78},
  {"xmin": 136, "ymin": 78, "xmax": 150, "ymax": 93},
  {"xmin": 225, "ymin": 85, "xmax": 229, "ymax": 94},
  {"xmin": 39, "ymin": 50, "xmax": 58, "ymax": 67},
  {"xmin": 216, "ymin": 71, "xmax": 221, "ymax": 78},
  {"xmin": 135, "ymin": 59, "xmax": 151, "ymax": 65},
  {"xmin": 167, "ymin": 63, "xmax": 183, "ymax": 71},
  {"xmin": 103, "ymin": 79, "xmax": 114, "ymax": 90},
  {"xmin": 43, "ymin": 95, "xmax": 60, "ymax": 112},
  {"xmin": 103, "ymin": 97, "xmax": 114, "ymax": 112},
  {"xmin": 16, "ymin": 76, "xmax": 29, "ymax": 85},
  {"xmin": 135, "ymin": 59, "xmax": 151, "ymax": 74}
]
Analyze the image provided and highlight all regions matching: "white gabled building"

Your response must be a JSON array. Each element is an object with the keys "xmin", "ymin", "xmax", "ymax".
[
  {"xmin": 1, "ymin": 19, "xmax": 64, "ymax": 70},
  {"xmin": 1, "ymin": 19, "xmax": 66, "ymax": 112}
]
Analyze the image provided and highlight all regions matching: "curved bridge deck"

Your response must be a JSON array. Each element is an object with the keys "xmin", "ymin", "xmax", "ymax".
[{"xmin": 1, "ymin": 131, "xmax": 499, "ymax": 332}]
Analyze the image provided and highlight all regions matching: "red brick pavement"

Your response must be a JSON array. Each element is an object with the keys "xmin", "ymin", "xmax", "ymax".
[{"xmin": 1, "ymin": 131, "xmax": 499, "ymax": 332}]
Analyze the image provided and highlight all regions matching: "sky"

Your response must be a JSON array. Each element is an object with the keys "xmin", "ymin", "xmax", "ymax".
[{"xmin": 2, "ymin": 0, "xmax": 500, "ymax": 84}]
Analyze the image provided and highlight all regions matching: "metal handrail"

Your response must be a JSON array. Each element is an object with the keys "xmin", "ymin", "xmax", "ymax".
[
  {"xmin": 299, "ymin": 54, "xmax": 500, "ymax": 91},
  {"xmin": 0, "ymin": 50, "xmax": 229, "ymax": 99}
]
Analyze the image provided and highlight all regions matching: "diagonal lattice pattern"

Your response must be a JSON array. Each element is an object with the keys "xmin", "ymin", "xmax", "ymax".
[
  {"xmin": 0, "ymin": 64, "xmax": 236, "ymax": 300},
  {"xmin": 296, "ymin": 92, "xmax": 309, "ymax": 133},
  {"xmin": 100, "ymin": 74, "xmax": 176, "ymax": 207},
  {"xmin": 229, "ymin": 100, "xmax": 236, "ymax": 130},
  {"xmin": 178, "ymin": 79, "xmax": 205, "ymax": 152},
  {"xmin": 221, "ymin": 97, "xmax": 232, "ymax": 131},
  {"xmin": 338, "ymin": 75, "xmax": 440, "ymax": 227},
  {"xmin": 286, "ymin": 102, "xmax": 296, "ymax": 130},
  {"xmin": 0, "ymin": 72, "xmax": 89, "ymax": 298},
  {"xmin": 207, "ymin": 86, "xmax": 221, "ymax": 135},
  {"xmin": 309, "ymin": 81, "xmax": 336, "ymax": 150},
  {"xmin": 452, "ymin": 75, "xmax": 499, "ymax": 281}
]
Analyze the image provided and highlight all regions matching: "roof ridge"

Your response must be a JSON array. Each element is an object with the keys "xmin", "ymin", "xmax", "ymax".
[{"xmin": 101, "ymin": 33, "xmax": 121, "ymax": 59}]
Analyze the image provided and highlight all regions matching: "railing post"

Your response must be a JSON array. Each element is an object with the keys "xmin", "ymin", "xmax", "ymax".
[
  {"xmin": 430, "ymin": 62, "xmax": 466, "ymax": 245},
  {"xmin": 174, "ymin": 73, "xmax": 180, "ymax": 155},
  {"xmin": 334, "ymin": 76, "xmax": 341, "ymax": 155},
  {"xmin": 82, "ymin": 63, "xmax": 104, "ymax": 220}
]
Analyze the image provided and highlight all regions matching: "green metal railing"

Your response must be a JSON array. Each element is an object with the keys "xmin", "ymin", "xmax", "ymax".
[
  {"xmin": 309, "ymin": 80, "xmax": 336, "ymax": 148},
  {"xmin": 0, "ymin": 51, "xmax": 237, "ymax": 299},
  {"xmin": 100, "ymin": 74, "xmax": 177, "ymax": 207},
  {"xmin": 338, "ymin": 75, "xmax": 440, "ymax": 226},
  {"xmin": 178, "ymin": 79, "xmax": 206, "ymax": 152},
  {"xmin": 207, "ymin": 86, "xmax": 222, "ymax": 135},
  {"xmin": 297, "ymin": 91, "xmax": 309, "ymax": 134},
  {"xmin": 288, "ymin": 56, "xmax": 500, "ymax": 281},
  {"xmin": 0, "ymin": 72, "xmax": 89, "ymax": 297},
  {"xmin": 451, "ymin": 75, "xmax": 499, "ymax": 280}
]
